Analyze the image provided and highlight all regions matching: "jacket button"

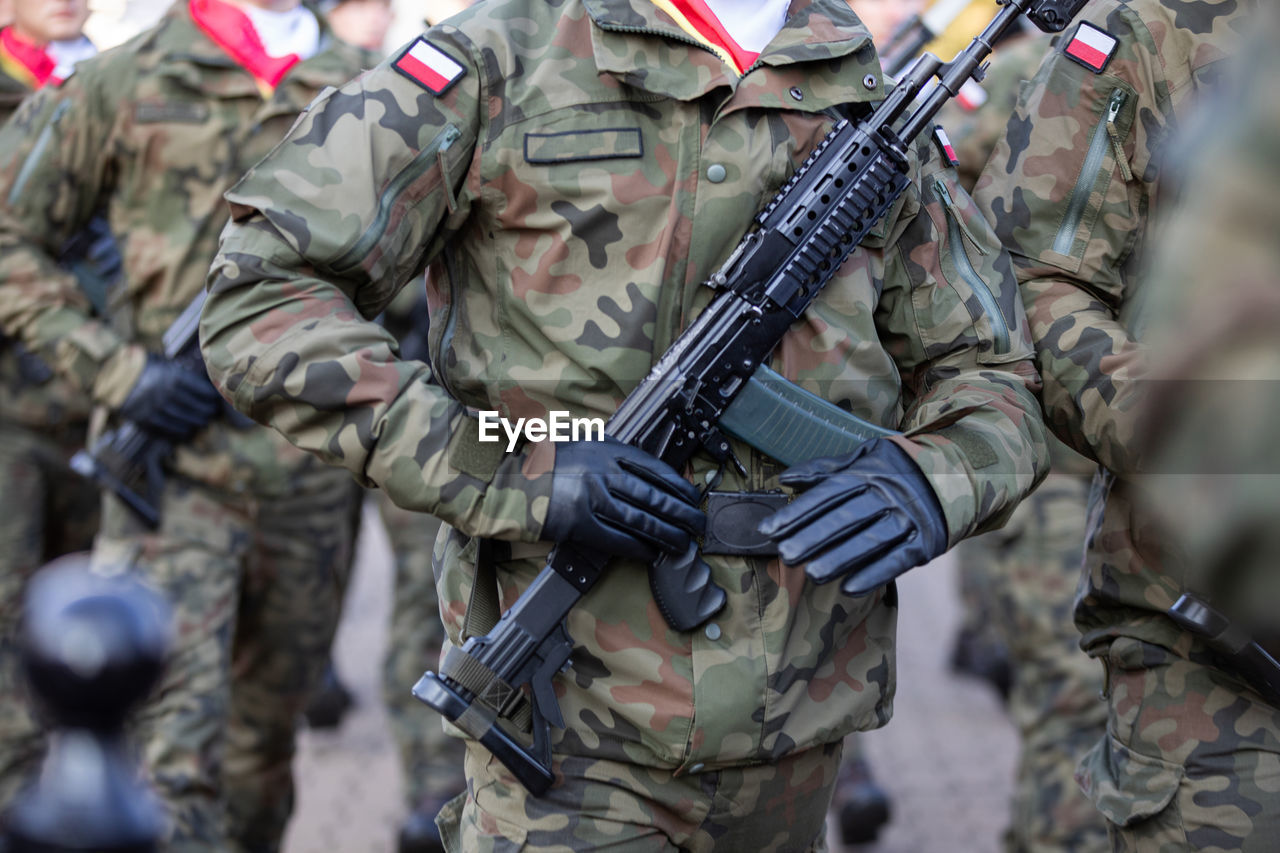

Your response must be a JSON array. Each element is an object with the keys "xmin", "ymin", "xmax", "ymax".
[
  {"xmin": 689, "ymin": 762, "xmax": 705, "ymax": 773},
  {"xmin": 706, "ymin": 163, "xmax": 726, "ymax": 183},
  {"xmin": 789, "ymin": 86, "xmax": 804, "ymax": 101},
  {"xmin": 704, "ymin": 623, "xmax": 721, "ymax": 641}
]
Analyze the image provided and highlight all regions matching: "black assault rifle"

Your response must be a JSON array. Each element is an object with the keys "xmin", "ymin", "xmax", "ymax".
[
  {"xmin": 414, "ymin": 0, "xmax": 1089, "ymax": 795},
  {"xmin": 70, "ymin": 290, "xmax": 249, "ymax": 528}
]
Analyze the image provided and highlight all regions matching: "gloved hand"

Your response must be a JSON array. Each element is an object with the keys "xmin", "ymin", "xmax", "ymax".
[
  {"xmin": 117, "ymin": 354, "xmax": 223, "ymax": 441},
  {"xmin": 541, "ymin": 437, "xmax": 705, "ymax": 561},
  {"xmin": 758, "ymin": 438, "xmax": 948, "ymax": 595}
]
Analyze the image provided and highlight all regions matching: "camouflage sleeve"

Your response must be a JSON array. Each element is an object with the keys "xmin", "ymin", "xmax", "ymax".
[
  {"xmin": 876, "ymin": 141, "xmax": 1048, "ymax": 546},
  {"xmin": 0, "ymin": 72, "xmax": 144, "ymax": 406},
  {"xmin": 201, "ymin": 30, "xmax": 555, "ymax": 543},
  {"xmin": 972, "ymin": 2, "xmax": 1175, "ymax": 474}
]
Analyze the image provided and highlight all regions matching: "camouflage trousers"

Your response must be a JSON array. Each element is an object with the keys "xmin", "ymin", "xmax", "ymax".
[
  {"xmin": 1078, "ymin": 637, "xmax": 1280, "ymax": 853},
  {"xmin": 437, "ymin": 739, "xmax": 841, "ymax": 852},
  {"xmin": 0, "ymin": 419, "xmax": 100, "ymax": 808},
  {"xmin": 92, "ymin": 466, "xmax": 358, "ymax": 853},
  {"xmin": 377, "ymin": 492, "xmax": 468, "ymax": 806},
  {"xmin": 955, "ymin": 472, "xmax": 1109, "ymax": 853}
]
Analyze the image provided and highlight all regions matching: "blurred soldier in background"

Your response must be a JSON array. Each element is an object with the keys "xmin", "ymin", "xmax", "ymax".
[
  {"xmin": 0, "ymin": 0, "xmax": 376, "ymax": 848},
  {"xmin": 0, "ymin": 0, "xmax": 94, "ymax": 121},
  {"xmin": 974, "ymin": 1, "xmax": 1278, "ymax": 849},
  {"xmin": 1139, "ymin": 4, "xmax": 1280, "ymax": 763},
  {"xmin": 934, "ymin": 21, "xmax": 1110, "ymax": 853},
  {"xmin": 0, "ymin": 0, "xmax": 107, "ymax": 811}
]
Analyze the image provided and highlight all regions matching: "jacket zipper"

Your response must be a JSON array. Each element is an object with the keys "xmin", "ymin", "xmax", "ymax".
[
  {"xmin": 1052, "ymin": 88, "xmax": 1128, "ymax": 256},
  {"xmin": 935, "ymin": 178, "xmax": 1010, "ymax": 355},
  {"xmin": 434, "ymin": 245, "xmax": 464, "ymax": 402},
  {"xmin": 9, "ymin": 100, "xmax": 71, "ymax": 205},
  {"xmin": 332, "ymin": 123, "xmax": 461, "ymax": 272}
]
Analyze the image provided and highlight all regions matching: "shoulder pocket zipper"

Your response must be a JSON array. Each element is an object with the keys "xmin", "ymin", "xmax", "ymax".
[
  {"xmin": 934, "ymin": 178, "xmax": 1011, "ymax": 355},
  {"xmin": 1052, "ymin": 88, "xmax": 1128, "ymax": 257},
  {"xmin": 332, "ymin": 123, "xmax": 462, "ymax": 272}
]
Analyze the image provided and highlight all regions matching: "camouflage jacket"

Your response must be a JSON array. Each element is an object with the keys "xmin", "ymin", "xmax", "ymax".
[
  {"xmin": 0, "ymin": 29, "xmax": 94, "ymax": 430},
  {"xmin": 1141, "ymin": 10, "xmax": 1280, "ymax": 652},
  {"xmin": 0, "ymin": 6, "xmax": 378, "ymax": 494},
  {"xmin": 973, "ymin": 0, "xmax": 1247, "ymax": 654},
  {"xmin": 202, "ymin": 0, "xmax": 1047, "ymax": 769}
]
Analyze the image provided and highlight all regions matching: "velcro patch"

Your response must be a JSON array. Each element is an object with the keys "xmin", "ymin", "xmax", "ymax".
[
  {"xmin": 393, "ymin": 38, "xmax": 465, "ymax": 95},
  {"xmin": 956, "ymin": 78, "xmax": 988, "ymax": 112},
  {"xmin": 1064, "ymin": 22, "xmax": 1118, "ymax": 73},
  {"xmin": 934, "ymin": 125, "xmax": 959, "ymax": 168}
]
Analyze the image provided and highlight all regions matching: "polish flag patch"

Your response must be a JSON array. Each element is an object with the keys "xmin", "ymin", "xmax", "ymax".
[
  {"xmin": 1064, "ymin": 22, "xmax": 1118, "ymax": 73},
  {"xmin": 934, "ymin": 125, "xmax": 959, "ymax": 167},
  {"xmin": 394, "ymin": 38, "xmax": 465, "ymax": 95},
  {"xmin": 956, "ymin": 79, "xmax": 988, "ymax": 112}
]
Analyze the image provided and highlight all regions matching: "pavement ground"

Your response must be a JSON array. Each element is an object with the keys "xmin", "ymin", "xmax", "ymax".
[{"xmin": 282, "ymin": 501, "xmax": 1020, "ymax": 853}]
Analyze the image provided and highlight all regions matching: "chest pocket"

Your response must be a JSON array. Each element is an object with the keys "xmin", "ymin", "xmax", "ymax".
[{"xmin": 523, "ymin": 127, "xmax": 643, "ymax": 164}]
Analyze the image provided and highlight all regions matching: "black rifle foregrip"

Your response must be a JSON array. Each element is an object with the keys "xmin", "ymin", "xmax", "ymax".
[{"xmin": 649, "ymin": 542, "xmax": 727, "ymax": 632}]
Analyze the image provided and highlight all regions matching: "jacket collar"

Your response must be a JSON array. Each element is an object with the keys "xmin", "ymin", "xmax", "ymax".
[{"xmin": 585, "ymin": 0, "xmax": 881, "ymax": 111}]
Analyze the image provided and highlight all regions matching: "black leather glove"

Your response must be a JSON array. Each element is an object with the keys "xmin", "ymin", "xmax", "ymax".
[
  {"xmin": 541, "ymin": 437, "xmax": 705, "ymax": 560},
  {"xmin": 117, "ymin": 355, "xmax": 223, "ymax": 441},
  {"xmin": 758, "ymin": 438, "xmax": 948, "ymax": 595}
]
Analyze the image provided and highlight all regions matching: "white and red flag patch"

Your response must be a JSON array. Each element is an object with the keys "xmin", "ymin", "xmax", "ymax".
[
  {"xmin": 394, "ymin": 38, "xmax": 465, "ymax": 95},
  {"xmin": 1064, "ymin": 22, "xmax": 1118, "ymax": 73},
  {"xmin": 934, "ymin": 125, "xmax": 959, "ymax": 167}
]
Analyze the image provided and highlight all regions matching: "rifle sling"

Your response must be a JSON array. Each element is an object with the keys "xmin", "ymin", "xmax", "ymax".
[{"xmin": 452, "ymin": 539, "xmax": 534, "ymax": 732}]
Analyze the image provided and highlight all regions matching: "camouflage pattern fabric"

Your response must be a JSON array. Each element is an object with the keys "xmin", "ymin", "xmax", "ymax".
[
  {"xmin": 0, "ymin": 6, "xmax": 376, "ymax": 849},
  {"xmin": 91, "ymin": 469, "xmax": 357, "ymax": 852},
  {"xmin": 379, "ymin": 491, "xmax": 468, "ymax": 805},
  {"xmin": 0, "ymin": 39, "xmax": 101, "ymax": 812},
  {"xmin": 974, "ymin": 0, "xmax": 1248, "ymax": 682},
  {"xmin": 1076, "ymin": 638, "xmax": 1280, "ymax": 852},
  {"xmin": 438, "ymin": 739, "xmax": 842, "ymax": 852},
  {"xmin": 958, "ymin": 468, "xmax": 1107, "ymax": 853},
  {"xmin": 375, "ymin": 282, "xmax": 468, "ymax": 807},
  {"xmin": 200, "ymin": 0, "xmax": 1048, "ymax": 844},
  {"xmin": 972, "ymin": 1, "xmax": 1266, "ymax": 848},
  {"xmin": 1078, "ymin": 13, "xmax": 1280, "ymax": 850},
  {"xmin": 1138, "ymin": 3, "xmax": 1280, "ymax": 670},
  {"xmin": 0, "ymin": 420, "xmax": 100, "ymax": 808},
  {"xmin": 938, "ymin": 29, "xmax": 1108, "ymax": 851},
  {"xmin": 934, "ymin": 30, "xmax": 1055, "ymax": 194}
]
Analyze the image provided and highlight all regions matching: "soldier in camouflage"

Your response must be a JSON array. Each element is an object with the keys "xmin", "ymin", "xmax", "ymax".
[
  {"xmin": 0, "ymin": 1, "xmax": 376, "ymax": 849},
  {"xmin": 200, "ymin": 0, "xmax": 1048, "ymax": 848},
  {"xmin": 973, "ymin": 1, "xmax": 1279, "ymax": 850},
  {"xmin": 0, "ymin": 0, "xmax": 106, "ymax": 810},
  {"xmin": 1140, "ymin": 3, "xmax": 1280, "ymax": 758},
  {"xmin": 935, "ymin": 26, "xmax": 1110, "ymax": 853}
]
